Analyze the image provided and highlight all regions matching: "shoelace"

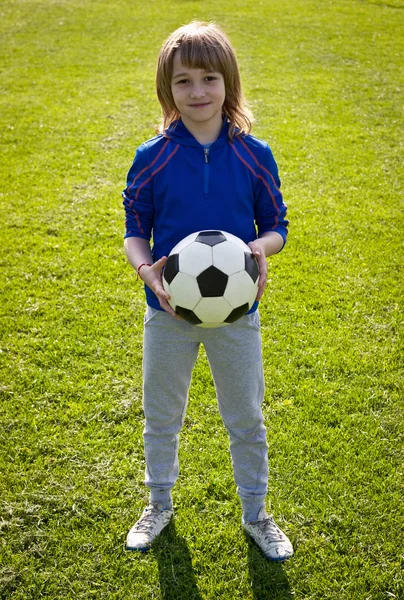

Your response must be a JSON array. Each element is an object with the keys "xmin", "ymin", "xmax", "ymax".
[
  {"xmin": 133, "ymin": 506, "xmax": 161, "ymax": 533},
  {"xmin": 255, "ymin": 517, "xmax": 284, "ymax": 542}
]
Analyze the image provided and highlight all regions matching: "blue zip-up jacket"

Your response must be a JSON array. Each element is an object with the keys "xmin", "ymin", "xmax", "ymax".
[{"xmin": 123, "ymin": 118, "xmax": 288, "ymax": 311}]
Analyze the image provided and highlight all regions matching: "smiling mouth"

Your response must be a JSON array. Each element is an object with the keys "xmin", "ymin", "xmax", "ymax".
[{"xmin": 189, "ymin": 102, "xmax": 211, "ymax": 107}]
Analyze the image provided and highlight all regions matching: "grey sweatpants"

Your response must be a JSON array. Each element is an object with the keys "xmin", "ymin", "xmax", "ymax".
[{"xmin": 142, "ymin": 306, "xmax": 268, "ymax": 522}]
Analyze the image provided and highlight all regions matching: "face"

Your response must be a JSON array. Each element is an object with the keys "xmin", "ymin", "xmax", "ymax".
[{"xmin": 171, "ymin": 50, "xmax": 226, "ymax": 135}]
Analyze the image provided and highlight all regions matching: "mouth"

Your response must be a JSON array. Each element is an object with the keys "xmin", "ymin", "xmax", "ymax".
[{"xmin": 189, "ymin": 102, "xmax": 211, "ymax": 108}]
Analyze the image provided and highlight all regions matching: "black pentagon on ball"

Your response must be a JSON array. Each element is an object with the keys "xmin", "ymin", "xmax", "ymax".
[
  {"xmin": 197, "ymin": 265, "xmax": 228, "ymax": 297},
  {"xmin": 195, "ymin": 230, "xmax": 226, "ymax": 246},
  {"xmin": 224, "ymin": 303, "xmax": 250, "ymax": 324},
  {"xmin": 163, "ymin": 253, "xmax": 180, "ymax": 285},
  {"xmin": 244, "ymin": 252, "xmax": 259, "ymax": 282},
  {"xmin": 175, "ymin": 306, "xmax": 202, "ymax": 325}
]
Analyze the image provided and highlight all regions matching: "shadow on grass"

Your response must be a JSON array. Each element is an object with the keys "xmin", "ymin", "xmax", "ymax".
[
  {"xmin": 246, "ymin": 534, "xmax": 293, "ymax": 600},
  {"xmin": 152, "ymin": 520, "xmax": 203, "ymax": 600}
]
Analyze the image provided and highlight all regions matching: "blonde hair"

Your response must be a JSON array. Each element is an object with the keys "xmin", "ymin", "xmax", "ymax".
[{"xmin": 156, "ymin": 21, "xmax": 253, "ymax": 140}]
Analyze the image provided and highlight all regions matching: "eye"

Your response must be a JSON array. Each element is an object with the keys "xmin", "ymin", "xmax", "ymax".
[
  {"xmin": 176, "ymin": 78, "xmax": 189, "ymax": 85},
  {"xmin": 205, "ymin": 76, "xmax": 217, "ymax": 82}
]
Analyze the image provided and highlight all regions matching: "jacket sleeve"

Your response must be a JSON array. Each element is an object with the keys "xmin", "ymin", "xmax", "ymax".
[
  {"xmin": 122, "ymin": 143, "xmax": 154, "ymax": 240},
  {"xmin": 254, "ymin": 144, "xmax": 289, "ymax": 248}
]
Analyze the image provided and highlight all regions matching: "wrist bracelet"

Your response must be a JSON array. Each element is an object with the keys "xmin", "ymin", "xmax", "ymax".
[{"xmin": 137, "ymin": 263, "xmax": 152, "ymax": 280}]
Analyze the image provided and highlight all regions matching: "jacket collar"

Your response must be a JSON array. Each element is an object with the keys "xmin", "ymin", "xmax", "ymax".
[{"xmin": 164, "ymin": 117, "xmax": 231, "ymax": 147}]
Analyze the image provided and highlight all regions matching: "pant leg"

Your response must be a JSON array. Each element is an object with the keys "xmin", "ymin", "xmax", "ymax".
[
  {"xmin": 143, "ymin": 307, "xmax": 199, "ymax": 493},
  {"xmin": 202, "ymin": 311, "xmax": 268, "ymax": 519}
]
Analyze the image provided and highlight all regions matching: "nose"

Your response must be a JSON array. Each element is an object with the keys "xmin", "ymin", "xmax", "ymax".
[{"xmin": 190, "ymin": 83, "xmax": 205, "ymax": 99}]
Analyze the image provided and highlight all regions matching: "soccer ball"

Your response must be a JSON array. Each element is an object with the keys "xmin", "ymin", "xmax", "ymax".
[{"xmin": 162, "ymin": 230, "xmax": 259, "ymax": 328}]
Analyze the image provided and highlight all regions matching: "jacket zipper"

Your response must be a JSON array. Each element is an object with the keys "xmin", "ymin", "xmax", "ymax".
[{"xmin": 204, "ymin": 148, "xmax": 210, "ymax": 196}]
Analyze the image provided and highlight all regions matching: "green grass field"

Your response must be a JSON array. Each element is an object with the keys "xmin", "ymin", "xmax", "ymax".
[{"xmin": 1, "ymin": 0, "xmax": 403, "ymax": 598}]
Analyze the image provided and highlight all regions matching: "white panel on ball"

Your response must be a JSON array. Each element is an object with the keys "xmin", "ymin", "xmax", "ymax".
[
  {"xmin": 248, "ymin": 284, "xmax": 259, "ymax": 308},
  {"xmin": 222, "ymin": 231, "xmax": 251, "ymax": 252},
  {"xmin": 224, "ymin": 271, "xmax": 258, "ymax": 308},
  {"xmin": 194, "ymin": 296, "xmax": 233, "ymax": 326},
  {"xmin": 170, "ymin": 231, "xmax": 199, "ymax": 255},
  {"xmin": 162, "ymin": 279, "xmax": 172, "ymax": 301},
  {"xmin": 168, "ymin": 272, "xmax": 201, "ymax": 310},
  {"xmin": 198, "ymin": 321, "xmax": 229, "ymax": 329},
  {"xmin": 179, "ymin": 242, "xmax": 212, "ymax": 277},
  {"xmin": 212, "ymin": 241, "xmax": 245, "ymax": 275}
]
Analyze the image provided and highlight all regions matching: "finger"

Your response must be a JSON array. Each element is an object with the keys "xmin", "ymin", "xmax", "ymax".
[
  {"xmin": 153, "ymin": 256, "xmax": 167, "ymax": 271},
  {"xmin": 256, "ymin": 281, "xmax": 264, "ymax": 300},
  {"xmin": 155, "ymin": 288, "xmax": 181, "ymax": 319},
  {"xmin": 155, "ymin": 281, "xmax": 169, "ymax": 295},
  {"xmin": 256, "ymin": 264, "xmax": 268, "ymax": 300},
  {"xmin": 256, "ymin": 279, "xmax": 267, "ymax": 300},
  {"xmin": 255, "ymin": 254, "xmax": 267, "ymax": 278},
  {"xmin": 256, "ymin": 277, "xmax": 267, "ymax": 301},
  {"xmin": 158, "ymin": 298, "xmax": 181, "ymax": 319}
]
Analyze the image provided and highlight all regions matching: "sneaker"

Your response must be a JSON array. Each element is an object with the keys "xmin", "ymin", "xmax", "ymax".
[
  {"xmin": 125, "ymin": 502, "xmax": 173, "ymax": 552},
  {"xmin": 243, "ymin": 507, "xmax": 294, "ymax": 561}
]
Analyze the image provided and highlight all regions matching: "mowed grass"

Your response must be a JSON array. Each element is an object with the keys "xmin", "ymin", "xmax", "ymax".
[{"xmin": 0, "ymin": 0, "xmax": 403, "ymax": 598}]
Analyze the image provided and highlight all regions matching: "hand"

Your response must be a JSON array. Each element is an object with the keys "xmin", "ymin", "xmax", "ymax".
[
  {"xmin": 248, "ymin": 241, "xmax": 268, "ymax": 301},
  {"xmin": 139, "ymin": 257, "xmax": 181, "ymax": 319}
]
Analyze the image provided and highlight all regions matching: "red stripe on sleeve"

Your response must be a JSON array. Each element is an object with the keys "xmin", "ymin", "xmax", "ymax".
[
  {"xmin": 239, "ymin": 138, "xmax": 282, "ymax": 195},
  {"xmin": 126, "ymin": 142, "xmax": 179, "ymax": 236},
  {"xmin": 230, "ymin": 143, "xmax": 280, "ymax": 224},
  {"xmin": 135, "ymin": 144, "xmax": 180, "ymax": 202},
  {"xmin": 127, "ymin": 139, "xmax": 170, "ymax": 195}
]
